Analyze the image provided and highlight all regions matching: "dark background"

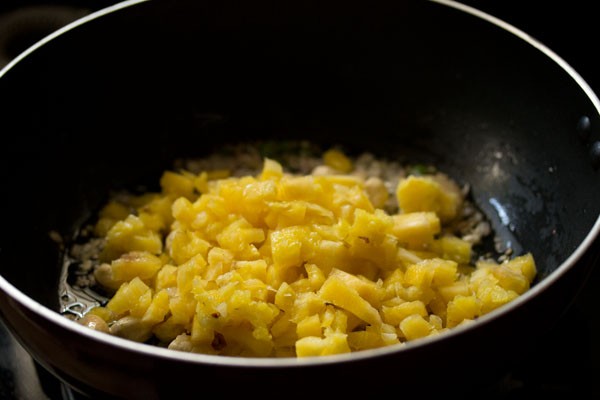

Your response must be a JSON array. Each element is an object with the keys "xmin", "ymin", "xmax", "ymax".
[{"xmin": 0, "ymin": 1, "xmax": 599, "ymax": 398}]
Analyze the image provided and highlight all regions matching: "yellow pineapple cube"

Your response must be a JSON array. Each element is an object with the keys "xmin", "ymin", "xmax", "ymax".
[
  {"xmin": 235, "ymin": 260, "xmax": 268, "ymax": 282},
  {"xmin": 204, "ymin": 247, "xmax": 235, "ymax": 281},
  {"xmin": 319, "ymin": 332, "xmax": 352, "ymax": 355},
  {"xmin": 194, "ymin": 193, "xmax": 228, "ymax": 221},
  {"xmin": 305, "ymin": 239, "xmax": 349, "ymax": 275},
  {"xmin": 171, "ymin": 197, "xmax": 195, "ymax": 227},
  {"xmin": 129, "ymin": 289, "xmax": 152, "ymax": 319},
  {"xmin": 239, "ymin": 180, "xmax": 278, "ymax": 225},
  {"xmin": 399, "ymin": 314, "xmax": 434, "ymax": 341},
  {"xmin": 429, "ymin": 258, "xmax": 459, "ymax": 287},
  {"xmin": 264, "ymin": 201, "xmax": 307, "ymax": 229},
  {"xmin": 349, "ymin": 208, "xmax": 394, "ymax": 245},
  {"xmin": 167, "ymin": 229, "xmax": 211, "ymax": 265},
  {"xmin": 289, "ymin": 277, "xmax": 313, "ymax": 294},
  {"xmin": 320, "ymin": 306, "xmax": 349, "ymax": 334},
  {"xmin": 271, "ymin": 315, "xmax": 297, "ymax": 348},
  {"xmin": 99, "ymin": 200, "xmax": 131, "ymax": 220},
  {"xmin": 169, "ymin": 292, "xmax": 196, "ymax": 325},
  {"xmin": 396, "ymin": 175, "xmax": 461, "ymax": 222},
  {"xmin": 291, "ymin": 292, "xmax": 326, "ymax": 323},
  {"xmin": 492, "ymin": 264, "xmax": 530, "ymax": 295},
  {"xmin": 446, "ymin": 295, "xmax": 481, "ymax": 328},
  {"xmin": 190, "ymin": 312, "xmax": 215, "ymax": 345},
  {"xmin": 323, "ymin": 148, "xmax": 353, "ymax": 173},
  {"xmin": 137, "ymin": 195, "xmax": 174, "ymax": 232},
  {"xmin": 219, "ymin": 325, "xmax": 274, "ymax": 357},
  {"xmin": 505, "ymin": 253, "xmax": 537, "ymax": 283},
  {"xmin": 347, "ymin": 329, "xmax": 383, "ymax": 351},
  {"xmin": 319, "ymin": 275, "xmax": 381, "ymax": 327},
  {"xmin": 160, "ymin": 170, "xmax": 195, "ymax": 200},
  {"xmin": 303, "ymin": 202, "xmax": 336, "ymax": 225},
  {"xmin": 295, "ymin": 332, "xmax": 350, "ymax": 357},
  {"xmin": 437, "ymin": 281, "xmax": 470, "ymax": 303},
  {"xmin": 274, "ymin": 282, "xmax": 296, "ymax": 312},
  {"xmin": 304, "ymin": 263, "xmax": 326, "ymax": 290},
  {"xmin": 469, "ymin": 263, "xmax": 499, "ymax": 292},
  {"xmin": 381, "ymin": 301, "xmax": 428, "ymax": 326},
  {"xmin": 229, "ymin": 292, "xmax": 280, "ymax": 328},
  {"xmin": 391, "ymin": 212, "xmax": 441, "ymax": 247},
  {"xmin": 85, "ymin": 306, "xmax": 114, "ymax": 323},
  {"xmin": 94, "ymin": 201, "xmax": 131, "ymax": 236},
  {"xmin": 404, "ymin": 258, "xmax": 457, "ymax": 289},
  {"xmin": 177, "ymin": 254, "xmax": 206, "ymax": 294},
  {"xmin": 106, "ymin": 277, "xmax": 152, "ymax": 316},
  {"xmin": 330, "ymin": 183, "xmax": 374, "ymax": 219},
  {"xmin": 141, "ymin": 289, "xmax": 170, "ymax": 324},
  {"xmin": 329, "ymin": 268, "xmax": 383, "ymax": 308},
  {"xmin": 259, "ymin": 158, "xmax": 284, "ymax": 181},
  {"xmin": 403, "ymin": 262, "xmax": 434, "ymax": 288},
  {"xmin": 382, "ymin": 268, "xmax": 405, "ymax": 288},
  {"xmin": 101, "ymin": 215, "xmax": 163, "ymax": 262},
  {"xmin": 154, "ymin": 264, "xmax": 178, "ymax": 291},
  {"xmin": 269, "ymin": 226, "xmax": 307, "ymax": 269},
  {"xmin": 111, "ymin": 251, "xmax": 163, "ymax": 282},
  {"xmin": 216, "ymin": 217, "xmax": 265, "ymax": 258},
  {"xmin": 296, "ymin": 314, "xmax": 322, "ymax": 338},
  {"xmin": 477, "ymin": 285, "xmax": 518, "ymax": 314},
  {"xmin": 431, "ymin": 235, "xmax": 472, "ymax": 264},
  {"xmin": 349, "ymin": 231, "xmax": 398, "ymax": 270},
  {"xmin": 216, "ymin": 178, "xmax": 245, "ymax": 214},
  {"xmin": 193, "ymin": 172, "xmax": 209, "ymax": 194},
  {"xmin": 242, "ymin": 278, "xmax": 270, "ymax": 302}
]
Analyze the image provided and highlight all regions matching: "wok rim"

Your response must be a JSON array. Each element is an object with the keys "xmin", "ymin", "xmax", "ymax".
[{"xmin": 0, "ymin": 0, "xmax": 599, "ymax": 368}]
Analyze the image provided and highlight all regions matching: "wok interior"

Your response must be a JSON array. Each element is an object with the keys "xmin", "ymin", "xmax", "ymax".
[{"xmin": 0, "ymin": 0, "xmax": 598, "ymax": 312}]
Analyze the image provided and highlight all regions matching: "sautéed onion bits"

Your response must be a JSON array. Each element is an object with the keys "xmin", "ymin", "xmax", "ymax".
[{"xmin": 63, "ymin": 142, "xmax": 536, "ymax": 358}]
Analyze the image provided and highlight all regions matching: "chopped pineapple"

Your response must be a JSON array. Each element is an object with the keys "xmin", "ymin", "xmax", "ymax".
[
  {"xmin": 446, "ymin": 295, "xmax": 481, "ymax": 328},
  {"xmin": 101, "ymin": 215, "xmax": 163, "ymax": 262},
  {"xmin": 160, "ymin": 170, "xmax": 196, "ymax": 200},
  {"xmin": 106, "ymin": 277, "xmax": 152, "ymax": 317},
  {"xmin": 81, "ymin": 147, "xmax": 536, "ymax": 357},
  {"xmin": 323, "ymin": 148, "xmax": 353, "ymax": 173},
  {"xmin": 319, "ymin": 275, "xmax": 382, "ymax": 327},
  {"xmin": 396, "ymin": 175, "xmax": 462, "ymax": 222},
  {"xmin": 431, "ymin": 235, "xmax": 472, "ymax": 265},
  {"xmin": 381, "ymin": 301, "xmax": 428, "ymax": 326},
  {"xmin": 399, "ymin": 314, "xmax": 434, "ymax": 341},
  {"xmin": 295, "ymin": 332, "xmax": 351, "ymax": 357},
  {"xmin": 142, "ymin": 289, "xmax": 170, "ymax": 324},
  {"xmin": 391, "ymin": 212, "xmax": 441, "ymax": 248},
  {"xmin": 296, "ymin": 314, "xmax": 322, "ymax": 338},
  {"xmin": 110, "ymin": 251, "xmax": 163, "ymax": 282},
  {"xmin": 94, "ymin": 201, "xmax": 131, "ymax": 237}
]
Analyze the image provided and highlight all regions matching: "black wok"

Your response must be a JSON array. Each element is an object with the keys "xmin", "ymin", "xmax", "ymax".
[{"xmin": 0, "ymin": 0, "xmax": 599, "ymax": 397}]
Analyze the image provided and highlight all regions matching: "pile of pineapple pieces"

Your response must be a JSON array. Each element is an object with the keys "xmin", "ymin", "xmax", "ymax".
[{"xmin": 81, "ymin": 149, "xmax": 536, "ymax": 357}]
